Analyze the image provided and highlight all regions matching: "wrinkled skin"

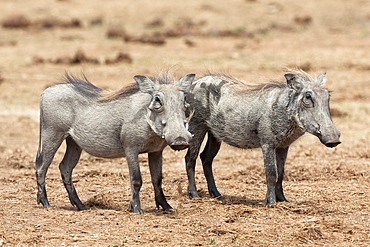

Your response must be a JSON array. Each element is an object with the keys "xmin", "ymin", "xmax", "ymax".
[
  {"xmin": 185, "ymin": 72, "xmax": 341, "ymax": 205},
  {"xmin": 36, "ymin": 73, "xmax": 195, "ymax": 213}
]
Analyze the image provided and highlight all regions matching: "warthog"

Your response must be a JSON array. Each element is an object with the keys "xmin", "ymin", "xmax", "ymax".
[
  {"xmin": 185, "ymin": 71, "xmax": 341, "ymax": 204},
  {"xmin": 36, "ymin": 72, "xmax": 195, "ymax": 213}
]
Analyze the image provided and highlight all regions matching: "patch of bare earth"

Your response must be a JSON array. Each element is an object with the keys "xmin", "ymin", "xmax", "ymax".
[{"xmin": 0, "ymin": 0, "xmax": 369, "ymax": 246}]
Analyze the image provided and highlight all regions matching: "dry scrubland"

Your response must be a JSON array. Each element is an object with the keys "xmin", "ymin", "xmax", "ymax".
[{"xmin": 0, "ymin": 0, "xmax": 369, "ymax": 246}]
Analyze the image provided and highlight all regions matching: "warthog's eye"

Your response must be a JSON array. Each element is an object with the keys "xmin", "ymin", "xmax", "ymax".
[
  {"xmin": 149, "ymin": 95, "xmax": 163, "ymax": 111},
  {"xmin": 153, "ymin": 97, "xmax": 162, "ymax": 109},
  {"xmin": 303, "ymin": 92, "xmax": 314, "ymax": 107},
  {"xmin": 183, "ymin": 95, "xmax": 190, "ymax": 109}
]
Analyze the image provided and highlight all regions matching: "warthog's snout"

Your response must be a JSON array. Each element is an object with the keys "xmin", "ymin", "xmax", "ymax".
[
  {"xmin": 170, "ymin": 137, "xmax": 189, "ymax": 150},
  {"xmin": 321, "ymin": 129, "xmax": 341, "ymax": 148},
  {"xmin": 324, "ymin": 140, "xmax": 341, "ymax": 148}
]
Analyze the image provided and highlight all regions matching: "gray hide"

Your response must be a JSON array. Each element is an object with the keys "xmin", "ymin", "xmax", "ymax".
[
  {"xmin": 36, "ymin": 73, "xmax": 195, "ymax": 213},
  {"xmin": 185, "ymin": 72, "xmax": 341, "ymax": 204}
]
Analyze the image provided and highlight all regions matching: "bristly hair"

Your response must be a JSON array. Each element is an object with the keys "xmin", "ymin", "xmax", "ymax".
[
  {"xmin": 206, "ymin": 69, "xmax": 320, "ymax": 95},
  {"xmin": 284, "ymin": 68, "xmax": 316, "ymax": 83},
  {"xmin": 98, "ymin": 71, "xmax": 175, "ymax": 102},
  {"xmin": 206, "ymin": 73, "xmax": 286, "ymax": 95},
  {"xmin": 63, "ymin": 73, "xmax": 103, "ymax": 98},
  {"xmin": 283, "ymin": 68, "xmax": 327, "ymax": 88},
  {"xmin": 98, "ymin": 83, "xmax": 140, "ymax": 102},
  {"xmin": 152, "ymin": 70, "xmax": 175, "ymax": 85}
]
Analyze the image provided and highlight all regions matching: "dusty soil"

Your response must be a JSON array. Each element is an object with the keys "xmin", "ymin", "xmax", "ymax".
[{"xmin": 0, "ymin": 0, "xmax": 369, "ymax": 246}]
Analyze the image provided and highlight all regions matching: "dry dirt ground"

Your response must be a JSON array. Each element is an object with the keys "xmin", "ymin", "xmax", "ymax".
[{"xmin": 0, "ymin": 0, "xmax": 369, "ymax": 246}]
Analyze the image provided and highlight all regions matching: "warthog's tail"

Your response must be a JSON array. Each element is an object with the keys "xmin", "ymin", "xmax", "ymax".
[{"xmin": 35, "ymin": 107, "xmax": 43, "ymax": 165}]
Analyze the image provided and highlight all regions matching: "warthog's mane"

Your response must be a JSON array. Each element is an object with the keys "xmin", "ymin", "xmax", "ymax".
[
  {"xmin": 208, "ymin": 70, "xmax": 317, "ymax": 95},
  {"xmin": 207, "ymin": 73, "xmax": 285, "ymax": 95},
  {"xmin": 98, "ymin": 72, "xmax": 175, "ymax": 102},
  {"xmin": 61, "ymin": 72, "xmax": 175, "ymax": 102},
  {"xmin": 62, "ymin": 73, "xmax": 103, "ymax": 98}
]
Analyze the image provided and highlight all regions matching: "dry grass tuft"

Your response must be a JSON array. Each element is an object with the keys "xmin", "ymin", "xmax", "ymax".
[
  {"xmin": 85, "ymin": 193, "xmax": 122, "ymax": 210},
  {"xmin": 35, "ymin": 17, "xmax": 82, "ymax": 29},
  {"xmin": 293, "ymin": 15, "xmax": 313, "ymax": 25},
  {"xmin": 2, "ymin": 15, "xmax": 31, "ymax": 28},
  {"xmin": 106, "ymin": 26, "xmax": 127, "ymax": 39}
]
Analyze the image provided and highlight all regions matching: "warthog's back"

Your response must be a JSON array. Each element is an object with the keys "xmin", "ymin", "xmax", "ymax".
[
  {"xmin": 191, "ymin": 75, "xmax": 294, "ymax": 149},
  {"xmin": 41, "ymin": 80, "xmax": 156, "ymax": 158},
  {"xmin": 40, "ymin": 83, "xmax": 97, "ymax": 132}
]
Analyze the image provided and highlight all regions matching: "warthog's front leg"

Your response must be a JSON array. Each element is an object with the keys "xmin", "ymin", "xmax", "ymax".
[
  {"xmin": 185, "ymin": 123, "xmax": 208, "ymax": 198},
  {"xmin": 148, "ymin": 151, "xmax": 172, "ymax": 212},
  {"xmin": 275, "ymin": 147, "xmax": 289, "ymax": 202},
  {"xmin": 199, "ymin": 131, "xmax": 223, "ymax": 199},
  {"xmin": 261, "ymin": 144, "xmax": 278, "ymax": 205},
  {"xmin": 185, "ymin": 146, "xmax": 199, "ymax": 198},
  {"xmin": 125, "ymin": 150, "xmax": 143, "ymax": 214}
]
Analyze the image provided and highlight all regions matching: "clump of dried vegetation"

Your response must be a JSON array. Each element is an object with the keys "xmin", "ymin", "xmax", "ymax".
[{"xmin": 32, "ymin": 50, "xmax": 132, "ymax": 65}]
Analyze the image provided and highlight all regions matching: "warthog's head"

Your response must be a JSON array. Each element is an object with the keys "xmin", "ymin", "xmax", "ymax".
[
  {"xmin": 134, "ymin": 74, "xmax": 196, "ymax": 150},
  {"xmin": 285, "ymin": 72, "xmax": 341, "ymax": 148}
]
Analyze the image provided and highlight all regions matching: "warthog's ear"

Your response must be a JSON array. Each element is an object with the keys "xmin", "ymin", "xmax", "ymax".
[
  {"xmin": 284, "ymin": 73, "xmax": 303, "ymax": 91},
  {"xmin": 134, "ymin": 75, "xmax": 157, "ymax": 94},
  {"xmin": 317, "ymin": 72, "xmax": 327, "ymax": 86},
  {"xmin": 177, "ymin": 74, "xmax": 196, "ymax": 93}
]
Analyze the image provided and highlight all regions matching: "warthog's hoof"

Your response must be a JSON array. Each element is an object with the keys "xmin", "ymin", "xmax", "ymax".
[
  {"xmin": 276, "ymin": 197, "xmax": 289, "ymax": 203},
  {"xmin": 163, "ymin": 207, "xmax": 175, "ymax": 214},
  {"xmin": 37, "ymin": 198, "xmax": 51, "ymax": 208},
  {"xmin": 156, "ymin": 200, "xmax": 173, "ymax": 212},
  {"xmin": 135, "ymin": 209, "xmax": 144, "ymax": 214},
  {"xmin": 77, "ymin": 205, "xmax": 88, "ymax": 211},
  {"xmin": 216, "ymin": 195, "xmax": 225, "ymax": 200},
  {"xmin": 128, "ymin": 203, "xmax": 143, "ymax": 214},
  {"xmin": 264, "ymin": 197, "xmax": 277, "ymax": 206},
  {"xmin": 188, "ymin": 191, "xmax": 200, "ymax": 198}
]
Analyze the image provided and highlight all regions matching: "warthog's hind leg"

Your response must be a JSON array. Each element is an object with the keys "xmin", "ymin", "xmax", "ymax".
[
  {"xmin": 36, "ymin": 130, "xmax": 65, "ymax": 208},
  {"xmin": 59, "ymin": 137, "xmax": 86, "ymax": 210}
]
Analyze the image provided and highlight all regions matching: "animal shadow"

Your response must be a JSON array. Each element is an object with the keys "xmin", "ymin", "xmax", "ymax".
[{"xmin": 221, "ymin": 195, "xmax": 265, "ymax": 207}]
